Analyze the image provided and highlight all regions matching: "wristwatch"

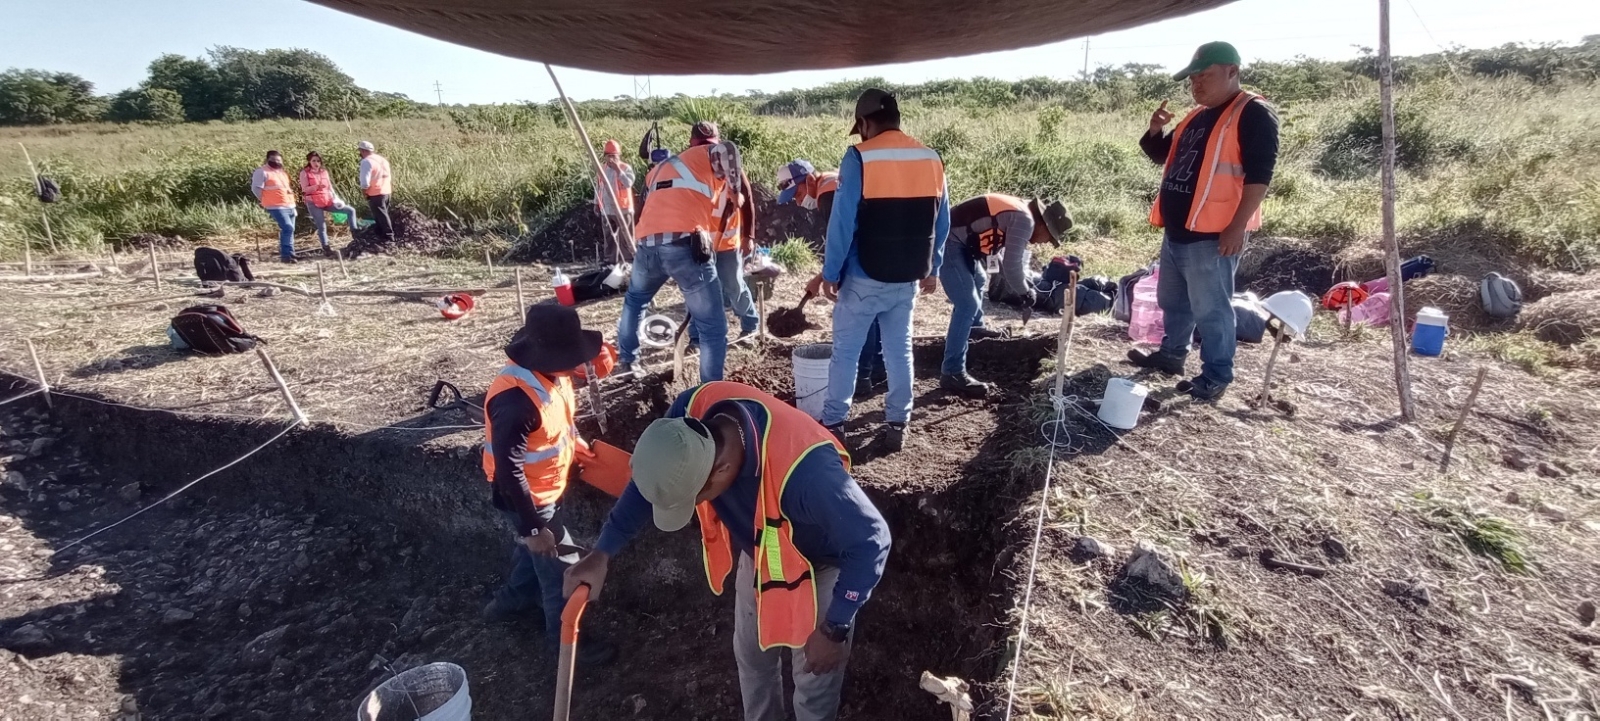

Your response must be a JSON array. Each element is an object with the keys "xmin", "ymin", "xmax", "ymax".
[{"xmin": 821, "ymin": 621, "xmax": 851, "ymax": 643}]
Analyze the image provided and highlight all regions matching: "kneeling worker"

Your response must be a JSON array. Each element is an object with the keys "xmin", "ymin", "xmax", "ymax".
[
  {"xmin": 940, "ymin": 194, "xmax": 1072, "ymax": 396},
  {"xmin": 481, "ymin": 304, "xmax": 617, "ymax": 666},
  {"xmin": 565, "ymin": 380, "xmax": 891, "ymax": 721}
]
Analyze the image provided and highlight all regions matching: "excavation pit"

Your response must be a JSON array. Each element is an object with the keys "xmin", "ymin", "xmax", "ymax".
[{"xmin": 0, "ymin": 335, "xmax": 1054, "ymax": 719}]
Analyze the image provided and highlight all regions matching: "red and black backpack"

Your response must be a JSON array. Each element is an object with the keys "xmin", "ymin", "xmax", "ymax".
[{"xmin": 169, "ymin": 304, "xmax": 263, "ymax": 355}]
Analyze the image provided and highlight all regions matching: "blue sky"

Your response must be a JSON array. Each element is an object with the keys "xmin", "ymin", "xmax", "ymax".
[{"xmin": 3, "ymin": 0, "xmax": 1596, "ymax": 104}]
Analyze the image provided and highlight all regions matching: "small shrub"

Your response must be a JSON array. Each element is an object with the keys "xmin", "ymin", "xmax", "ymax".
[
  {"xmin": 1413, "ymin": 492, "xmax": 1530, "ymax": 573},
  {"xmin": 1317, "ymin": 100, "xmax": 1470, "ymax": 178},
  {"xmin": 768, "ymin": 237, "xmax": 817, "ymax": 273},
  {"xmin": 924, "ymin": 126, "xmax": 972, "ymax": 156}
]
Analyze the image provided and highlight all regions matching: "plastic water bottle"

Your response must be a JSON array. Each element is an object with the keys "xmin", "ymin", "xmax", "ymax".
[
  {"xmin": 1128, "ymin": 263, "xmax": 1164, "ymax": 344},
  {"xmin": 553, "ymin": 268, "xmax": 576, "ymax": 307}
]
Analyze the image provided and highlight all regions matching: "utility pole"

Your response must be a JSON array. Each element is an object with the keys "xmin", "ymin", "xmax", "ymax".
[
  {"xmin": 433, "ymin": 81, "xmax": 444, "ymax": 106},
  {"xmin": 1081, "ymin": 40, "xmax": 1091, "ymax": 80}
]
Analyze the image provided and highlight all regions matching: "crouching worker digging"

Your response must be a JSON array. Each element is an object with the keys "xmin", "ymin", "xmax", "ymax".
[
  {"xmin": 564, "ymin": 381, "xmax": 892, "ymax": 721},
  {"xmin": 481, "ymin": 304, "xmax": 618, "ymax": 667}
]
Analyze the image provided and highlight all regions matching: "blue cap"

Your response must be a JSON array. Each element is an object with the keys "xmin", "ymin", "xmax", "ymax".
[{"xmin": 775, "ymin": 160, "xmax": 814, "ymax": 205}]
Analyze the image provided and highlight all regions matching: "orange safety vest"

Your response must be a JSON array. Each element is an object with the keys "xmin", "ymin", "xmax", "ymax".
[
  {"xmin": 634, "ymin": 145, "xmax": 727, "ymax": 240},
  {"xmin": 298, "ymin": 167, "xmax": 335, "ymax": 209},
  {"xmin": 965, "ymin": 194, "xmax": 1029, "ymax": 255},
  {"xmin": 363, "ymin": 154, "xmax": 393, "ymax": 197},
  {"xmin": 853, "ymin": 130, "xmax": 946, "ymax": 283},
  {"xmin": 258, "ymin": 166, "xmax": 295, "ymax": 208},
  {"xmin": 686, "ymin": 381, "xmax": 849, "ymax": 651},
  {"xmin": 715, "ymin": 171, "xmax": 755, "ymax": 252},
  {"xmin": 795, "ymin": 172, "xmax": 840, "ymax": 211},
  {"xmin": 1149, "ymin": 91, "xmax": 1263, "ymax": 234},
  {"xmin": 595, "ymin": 160, "xmax": 635, "ymax": 215},
  {"xmin": 480, "ymin": 363, "xmax": 578, "ymax": 506}
]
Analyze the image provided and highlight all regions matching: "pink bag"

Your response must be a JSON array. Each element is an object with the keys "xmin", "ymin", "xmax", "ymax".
[
  {"xmin": 1340, "ymin": 291, "xmax": 1391, "ymax": 326},
  {"xmin": 1361, "ymin": 276, "xmax": 1389, "ymax": 294}
]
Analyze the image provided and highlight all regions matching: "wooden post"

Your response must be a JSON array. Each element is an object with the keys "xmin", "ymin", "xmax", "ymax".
[
  {"xmin": 1052, "ymin": 271, "xmax": 1079, "ymax": 400},
  {"xmin": 18, "ymin": 144, "xmax": 56, "ymax": 253},
  {"xmin": 1344, "ymin": 292, "xmax": 1354, "ymax": 332},
  {"xmin": 107, "ymin": 246, "xmax": 118, "ymax": 274},
  {"xmin": 335, "ymin": 248, "xmax": 349, "ymax": 279},
  {"xmin": 1440, "ymin": 367, "xmax": 1488, "ymax": 471},
  {"xmin": 1378, "ymin": 0, "xmax": 1416, "ymax": 421},
  {"xmin": 255, "ymin": 347, "xmax": 308, "ymax": 424},
  {"xmin": 546, "ymin": 63, "xmax": 635, "ymax": 264},
  {"xmin": 149, "ymin": 243, "xmax": 163, "ymax": 292},
  {"xmin": 484, "ymin": 247, "xmax": 494, "ymax": 276},
  {"xmin": 514, "ymin": 268, "xmax": 526, "ymax": 318},
  {"xmin": 757, "ymin": 280, "xmax": 769, "ymax": 342},
  {"xmin": 25, "ymin": 338, "xmax": 50, "ymax": 409},
  {"xmin": 23, "ymin": 243, "xmax": 32, "ymax": 278},
  {"xmin": 316, "ymin": 262, "xmax": 329, "ymax": 305},
  {"xmin": 255, "ymin": 235, "xmax": 264, "ymax": 264},
  {"xmin": 1257, "ymin": 336, "xmax": 1285, "ymax": 408}
]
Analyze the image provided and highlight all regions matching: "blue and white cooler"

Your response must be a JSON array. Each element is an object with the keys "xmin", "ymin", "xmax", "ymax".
[{"xmin": 1412, "ymin": 307, "xmax": 1449, "ymax": 356}]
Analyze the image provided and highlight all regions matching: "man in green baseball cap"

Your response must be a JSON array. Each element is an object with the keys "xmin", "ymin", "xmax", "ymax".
[
  {"xmin": 564, "ymin": 380, "xmax": 891, "ymax": 720},
  {"xmin": 1130, "ymin": 41, "xmax": 1280, "ymax": 402}
]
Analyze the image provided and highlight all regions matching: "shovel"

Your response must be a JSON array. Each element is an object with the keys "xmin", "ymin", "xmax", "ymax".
[
  {"xmin": 767, "ymin": 290, "xmax": 819, "ymax": 338},
  {"xmin": 577, "ymin": 441, "xmax": 632, "ymax": 497},
  {"xmin": 553, "ymin": 583, "xmax": 592, "ymax": 721}
]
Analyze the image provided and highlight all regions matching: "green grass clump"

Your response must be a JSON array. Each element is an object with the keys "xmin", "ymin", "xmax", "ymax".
[
  {"xmin": 1413, "ymin": 492, "xmax": 1531, "ymax": 573},
  {"xmin": 768, "ymin": 237, "xmax": 817, "ymax": 273}
]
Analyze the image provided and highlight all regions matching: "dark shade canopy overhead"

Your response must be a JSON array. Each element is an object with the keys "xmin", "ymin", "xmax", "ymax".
[{"xmin": 308, "ymin": 0, "xmax": 1236, "ymax": 75}]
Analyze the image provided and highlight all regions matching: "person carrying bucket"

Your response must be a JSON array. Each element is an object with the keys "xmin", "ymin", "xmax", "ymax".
[
  {"xmin": 480, "ymin": 304, "xmax": 618, "ymax": 667},
  {"xmin": 564, "ymin": 380, "xmax": 892, "ymax": 721},
  {"xmin": 298, "ymin": 151, "xmax": 360, "ymax": 255}
]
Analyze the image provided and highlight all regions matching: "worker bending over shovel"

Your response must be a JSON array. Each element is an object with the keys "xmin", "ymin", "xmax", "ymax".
[
  {"xmin": 939, "ymin": 194, "xmax": 1072, "ymax": 397},
  {"xmin": 480, "ymin": 304, "xmax": 618, "ymax": 667},
  {"xmin": 565, "ymin": 380, "xmax": 891, "ymax": 721}
]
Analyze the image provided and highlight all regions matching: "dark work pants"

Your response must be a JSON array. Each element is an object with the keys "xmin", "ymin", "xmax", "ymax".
[{"xmin": 367, "ymin": 194, "xmax": 394, "ymax": 241}]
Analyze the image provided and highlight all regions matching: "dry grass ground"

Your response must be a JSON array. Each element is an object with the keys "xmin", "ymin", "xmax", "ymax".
[{"xmin": 1, "ymin": 248, "xmax": 1597, "ymax": 719}]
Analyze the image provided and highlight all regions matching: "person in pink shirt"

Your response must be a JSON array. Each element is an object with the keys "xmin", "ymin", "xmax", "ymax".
[{"xmin": 298, "ymin": 151, "xmax": 359, "ymax": 254}]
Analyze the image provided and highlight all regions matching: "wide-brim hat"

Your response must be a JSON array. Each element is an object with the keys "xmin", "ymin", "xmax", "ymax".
[
  {"xmin": 1029, "ymin": 199, "xmax": 1073, "ymax": 246},
  {"xmin": 507, "ymin": 304, "xmax": 604, "ymax": 373}
]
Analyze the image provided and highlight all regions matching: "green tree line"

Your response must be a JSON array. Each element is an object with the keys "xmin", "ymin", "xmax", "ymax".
[{"xmin": 3, "ymin": 38, "xmax": 1597, "ymax": 128}]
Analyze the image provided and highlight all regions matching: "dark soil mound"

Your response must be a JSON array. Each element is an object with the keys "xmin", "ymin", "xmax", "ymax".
[
  {"xmin": 511, "ymin": 183, "xmax": 828, "ymax": 265},
  {"xmin": 1238, "ymin": 241, "xmax": 1337, "ymax": 297},
  {"xmin": 342, "ymin": 205, "xmax": 466, "ymax": 259}
]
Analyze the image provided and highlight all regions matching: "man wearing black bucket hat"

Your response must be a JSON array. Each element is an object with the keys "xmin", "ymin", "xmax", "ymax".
[
  {"xmin": 480, "ymin": 304, "xmax": 617, "ymax": 666},
  {"xmin": 939, "ymin": 193, "xmax": 1072, "ymax": 397}
]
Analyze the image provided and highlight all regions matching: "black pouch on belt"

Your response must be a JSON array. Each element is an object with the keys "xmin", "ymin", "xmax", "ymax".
[{"xmin": 689, "ymin": 230, "xmax": 713, "ymax": 265}]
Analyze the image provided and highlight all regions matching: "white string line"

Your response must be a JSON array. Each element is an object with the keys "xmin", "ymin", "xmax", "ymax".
[
  {"xmin": 59, "ymin": 420, "xmax": 302, "ymax": 552},
  {"xmin": 1003, "ymin": 400, "xmax": 1069, "ymax": 720},
  {"xmin": 0, "ymin": 388, "xmax": 43, "ymax": 407}
]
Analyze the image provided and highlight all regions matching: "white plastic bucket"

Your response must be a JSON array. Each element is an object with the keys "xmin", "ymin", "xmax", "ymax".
[
  {"xmin": 1097, "ymin": 378, "xmax": 1148, "ymax": 431},
  {"xmin": 792, "ymin": 344, "xmax": 832, "ymax": 420},
  {"xmin": 358, "ymin": 663, "xmax": 471, "ymax": 721}
]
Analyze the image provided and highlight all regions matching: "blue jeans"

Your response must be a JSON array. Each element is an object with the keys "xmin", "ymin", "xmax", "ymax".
[
  {"xmin": 822, "ymin": 275, "xmax": 917, "ymax": 426},
  {"xmin": 617, "ymin": 243, "xmax": 727, "ymax": 383},
  {"xmin": 940, "ymin": 247, "xmax": 986, "ymax": 377},
  {"xmin": 858, "ymin": 321, "xmax": 885, "ymax": 383},
  {"xmin": 305, "ymin": 202, "xmax": 358, "ymax": 249},
  {"xmin": 266, "ymin": 207, "xmax": 296, "ymax": 259},
  {"xmin": 496, "ymin": 509, "xmax": 579, "ymax": 643},
  {"xmin": 691, "ymin": 248, "xmax": 760, "ymax": 342},
  {"xmin": 1157, "ymin": 235, "xmax": 1241, "ymax": 386}
]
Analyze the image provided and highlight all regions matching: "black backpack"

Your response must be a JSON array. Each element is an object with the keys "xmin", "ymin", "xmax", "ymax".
[
  {"xmin": 170, "ymin": 305, "xmax": 263, "ymax": 355},
  {"xmin": 36, "ymin": 177, "xmax": 61, "ymax": 203},
  {"xmin": 194, "ymin": 247, "xmax": 254, "ymax": 282}
]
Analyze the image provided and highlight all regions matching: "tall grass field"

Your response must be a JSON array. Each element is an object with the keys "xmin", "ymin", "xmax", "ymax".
[{"xmin": 2, "ymin": 70, "xmax": 1598, "ymax": 275}]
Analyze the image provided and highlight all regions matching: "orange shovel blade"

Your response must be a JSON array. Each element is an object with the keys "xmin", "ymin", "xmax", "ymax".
[{"xmin": 578, "ymin": 441, "xmax": 631, "ymax": 497}]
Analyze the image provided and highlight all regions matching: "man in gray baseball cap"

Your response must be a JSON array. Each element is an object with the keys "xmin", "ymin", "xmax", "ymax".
[{"xmin": 564, "ymin": 380, "xmax": 891, "ymax": 720}]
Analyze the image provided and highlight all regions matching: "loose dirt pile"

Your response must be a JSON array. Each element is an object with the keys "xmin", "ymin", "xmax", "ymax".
[
  {"xmin": 1404, "ymin": 274, "xmax": 1507, "ymax": 332},
  {"xmin": 1237, "ymin": 237, "xmax": 1338, "ymax": 296},
  {"xmin": 342, "ymin": 204, "xmax": 467, "ymax": 259},
  {"xmin": 1520, "ymin": 288, "xmax": 1600, "ymax": 345}
]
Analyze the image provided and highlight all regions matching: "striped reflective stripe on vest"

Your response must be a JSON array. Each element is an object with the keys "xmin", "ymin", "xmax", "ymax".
[
  {"xmin": 1188, "ymin": 94, "xmax": 1254, "ymax": 230},
  {"xmin": 481, "ymin": 439, "xmax": 567, "ymax": 464},
  {"xmin": 663, "ymin": 158, "xmax": 713, "ymax": 198},
  {"xmin": 499, "ymin": 364, "xmax": 553, "ymax": 405},
  {"xmin": 859, "ymin": 147, "xmax": 942, "ymax": 163}
]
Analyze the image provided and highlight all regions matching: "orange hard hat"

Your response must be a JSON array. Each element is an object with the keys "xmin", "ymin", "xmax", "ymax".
[
  {"xmin": 602, "ymin": 139, "xmax": 621, "ymax": 155},
  {"xmin": 438, "ymin": 292, "xmax": 476, "ymax": 320}
]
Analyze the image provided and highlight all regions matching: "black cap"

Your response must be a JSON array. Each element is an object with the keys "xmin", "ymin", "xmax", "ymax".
[{"xmin": 850, "ymin": 88, "xmax": 897, "ymax": 136}]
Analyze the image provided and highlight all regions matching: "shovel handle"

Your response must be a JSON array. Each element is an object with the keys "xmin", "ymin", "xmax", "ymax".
[{"xmin": 553, "ymin": 583, "xmax": 592, "ymax": 721}]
